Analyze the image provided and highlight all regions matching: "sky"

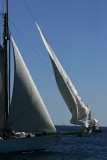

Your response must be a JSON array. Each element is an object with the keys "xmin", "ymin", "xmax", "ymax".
[{"xmin": 0, "ymin": 0, "xmax": 107, "ymax": 127}]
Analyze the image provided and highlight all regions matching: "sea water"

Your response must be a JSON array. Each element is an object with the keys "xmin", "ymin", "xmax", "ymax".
[{"xmin": 0, "ymin": 126, "xmax": 107, "ymax": 160}]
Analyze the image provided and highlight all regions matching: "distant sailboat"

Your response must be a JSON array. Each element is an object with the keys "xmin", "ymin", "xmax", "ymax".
[{"xmin": 0, "ymin": 0, "xmax": 99, "ymax": 153}]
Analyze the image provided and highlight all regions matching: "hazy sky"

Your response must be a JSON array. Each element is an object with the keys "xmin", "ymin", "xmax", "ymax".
[{"xmin": 0, "ymin": 0, "xmax": 107, "ymax": 126}]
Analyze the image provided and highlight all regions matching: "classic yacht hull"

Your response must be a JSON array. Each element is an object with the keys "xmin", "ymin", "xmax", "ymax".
[{"xmin": 0, "ymin": 134, "xmax": 61, "ymax": 153}]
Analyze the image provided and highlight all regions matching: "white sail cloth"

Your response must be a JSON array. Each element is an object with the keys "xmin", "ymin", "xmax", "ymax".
[
  {"xmin": 0, "ymin": 46, "xmax": 6, "ymax": 131},
  {"xmin": 6, "ymin": 36, "xmax": 56, "ymax": 133},
  {"xmin": 36, "ymin": 22, "xmax": 99, "ymax": 131}
]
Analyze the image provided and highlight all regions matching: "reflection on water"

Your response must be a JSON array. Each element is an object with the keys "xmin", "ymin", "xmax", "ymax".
[{"xmin": 0, "ymin": 150, "xmax": 56, "ymax": 160}]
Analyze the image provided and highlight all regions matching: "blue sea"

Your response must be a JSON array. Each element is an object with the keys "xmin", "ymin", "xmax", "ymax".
[{"xmin": 0, "ymin": 126, "xmax": 107, "ymax": 160}]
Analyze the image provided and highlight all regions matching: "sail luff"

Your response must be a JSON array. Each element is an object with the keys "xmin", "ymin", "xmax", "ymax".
[
  {"xmin": 36, "ymin": 22, "xmax": 99, "ymax": 130},
  {"xmin": 6, "ymin": 36, "xmax": 56, "ymax": 133}
]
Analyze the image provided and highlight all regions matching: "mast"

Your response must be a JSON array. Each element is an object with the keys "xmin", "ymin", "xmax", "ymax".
[
  {"xmin": 9, "ymin": 34, "xmax": 11, "ymax": 111},
  {"xmin": 3, "ymin": 0, "xmax": 9, "ymax": 122}
]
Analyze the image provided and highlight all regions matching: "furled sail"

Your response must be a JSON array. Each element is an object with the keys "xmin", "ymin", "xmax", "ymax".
[
  {"xmin": 6, "ymin": 36, "xmax": 56, "ymax": 133},
  {"xmin": 36, "ymin": 22, "xmax": 99, "ymax": 131},
  {"xmin": 0, "ymin": 46, "xmax": 6, "ymax": 131}
]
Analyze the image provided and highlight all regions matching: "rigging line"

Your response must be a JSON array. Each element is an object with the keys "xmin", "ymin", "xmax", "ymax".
[
  {"xmin": 2, "ymin": 0, "xmax": 5, "ymax": 13},
  {"xmin": 0, "ymin": 18, "xmax": 1, "ymax": 45},
  {"xmin": 23, "ymin": 0, "xmax": 35, "ymax": 21},
  {"xmin": 0, "ymin": 13, "xmax": 3, "ymax": 45},
  {"xmin": 9, "ymin": 28, "xmax": 49, "ymax": 92},
  {"xmin": 9, "ymin": 18, "xmax": 55, "ymax": 81},
  {"xmin": 23, "ymin": 0, "xmax": 59, "ymax": 83}
]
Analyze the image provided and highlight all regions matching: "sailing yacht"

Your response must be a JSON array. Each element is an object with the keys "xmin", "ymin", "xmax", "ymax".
[
  {"xmin": 0, "ymin": 0, "xmax": 99, "ymax": 153},
  {"xmin": 0, "ymin": 0, "xmax": 62, "ymax": 153}
]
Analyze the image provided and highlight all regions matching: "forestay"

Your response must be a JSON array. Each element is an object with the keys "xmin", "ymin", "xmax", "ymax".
[
  {"xmin": 6, "ymin": 36, "xmax": 56, "ymax": 133},
  {"xmin": 0, "ymin": 46, "xmax": 6, "ymax": 131},
  {"xmin": 36, "ymin": 22, "xmax": 99, "ymax": 130}
]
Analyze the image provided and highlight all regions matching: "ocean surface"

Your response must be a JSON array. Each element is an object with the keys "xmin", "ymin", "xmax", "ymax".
[{"xmin": 0, "ymin": 126, "xmax": 107, "ymax": 160}]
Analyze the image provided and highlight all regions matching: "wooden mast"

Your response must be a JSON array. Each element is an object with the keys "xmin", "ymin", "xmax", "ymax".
[
  {"xmin": 9, "ymin": 32, "xmax": 11, "ymax": 111},
  {"xmin": 3, "ymin": 0, "xmax": 9, "ymax": 122}
]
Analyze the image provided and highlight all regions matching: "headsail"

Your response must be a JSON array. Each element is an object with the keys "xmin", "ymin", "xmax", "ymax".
[
  {"xmin": 6, "ymin": 36, "xmax": 56, "ymax": 133},
  {"xmin": 0, "ymin": 46, "xmax": 6, "ymax": 131},
  {"xmin": 36, "ymin": 22, "xmax": 99, "ymax": 131}
]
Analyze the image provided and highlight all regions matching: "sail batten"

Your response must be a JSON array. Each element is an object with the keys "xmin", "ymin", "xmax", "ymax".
[
  {"xmin": 6, "ymin": 36, "xmax": 56, "ymax": 133},
  {"xmin": 36, "ymin": 22, "xmax": 99, "ymax": 131}
]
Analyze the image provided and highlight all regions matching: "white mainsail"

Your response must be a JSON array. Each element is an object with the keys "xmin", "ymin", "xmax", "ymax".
[
  {"xmin": 36, "ymin": 22, "xmax": 99, "ymax": 131},
  {"xmin": 0, "ymin": 46, "xmax": 6, "ymax": 131},
  {"xmin": 6, "ymin": 36, "xmax": 56, "ymax": 133}
]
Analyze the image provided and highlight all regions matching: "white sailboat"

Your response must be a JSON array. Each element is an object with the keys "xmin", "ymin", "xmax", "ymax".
[
  {"xmin": 0, "ymin": 0, "xmax": 99, "ymax": 153},
  {"xmin": 0, "ymin": 34, "xmax": 62, "ymax": 153},
  {"xmin": 0, "ymin": 0, "xmax": 62, "ymax": 153}
]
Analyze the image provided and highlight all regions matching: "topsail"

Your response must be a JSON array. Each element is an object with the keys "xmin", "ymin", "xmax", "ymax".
[{"xmin": 36, "ymin": 22, "xmax": 99, "ymax": 131}]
